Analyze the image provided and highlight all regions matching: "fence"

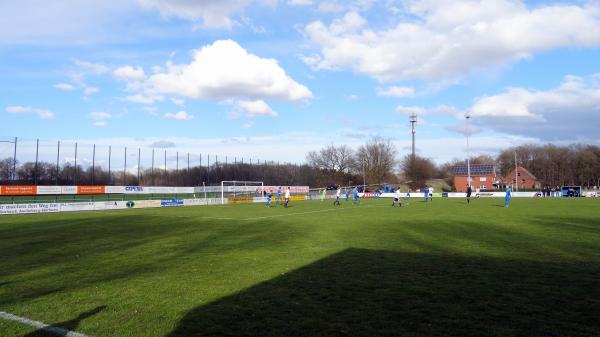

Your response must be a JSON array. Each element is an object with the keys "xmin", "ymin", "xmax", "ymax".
[{"xmin": 0, "ymin": 137, "xmax": 312, "ymax": 187}]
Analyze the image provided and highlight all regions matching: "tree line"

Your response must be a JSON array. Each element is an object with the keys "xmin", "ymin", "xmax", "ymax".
[
  {"xmin": 1, "ymin": 141, "xmax": 599, "ymax": 190},
  {"xmin": 304, "ymin": 141, "xmax": 600, "ymax": 190}
]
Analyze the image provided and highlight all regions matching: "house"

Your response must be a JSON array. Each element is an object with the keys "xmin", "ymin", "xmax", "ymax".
[
  {"xmin": 452, "ymin": 164, "xmax": 502, "ymax": 192},
  {"xmin": 504, "ymin": 166, "xmax": 541, "ymax": 190}
]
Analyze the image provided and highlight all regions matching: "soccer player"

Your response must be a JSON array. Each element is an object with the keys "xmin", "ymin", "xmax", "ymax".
[
  {"xmin": 504, "ymin": 186, "xmax": 512, "ymax": 208},
  {"xmin": 284, "ymin": 187, "xmax": 290, "ymax": 208},
  {"xmin": 345, "ymin": 188, "xmax": 350, "ymax": 201},
  {"xmin": 423, "ymin": 185, "xmax": 429, "ymax": 202},
  {"xmin": 266, "ymin": 191, "xmax": 272, "ymax": 207},
  {"xmin": 428, "ymin": 186, "xmax": 434, "ymax": 202},
  {"xmin": 466, "ymin": 185, "xmax": 472, "ymax": 204},
  {"xmin": 276, "ymin": 187, "xmax": 282, "ymax": 206},
  {"xmin": 475, "ymin": 187, "xmax": 481, "ymax": 199},
  {"xmin": 320, "ymin": 188, "xmax": 326, "ymax": 201},
  {"xmin": 392, "ymin": 188, "xmax": 402, "ymax": 207},
  {"xmin": 334, "ymin": 187, "xmax": 341, "ymax": 206},
  {"xmin": 352, "ymin": 187, "xmax": 361, "ymax": 206}
]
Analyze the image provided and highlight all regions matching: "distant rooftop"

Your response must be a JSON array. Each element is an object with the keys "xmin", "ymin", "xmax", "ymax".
[{"xmin": 452, "ymin": 164, "xmax": 496, "ymax": 176}]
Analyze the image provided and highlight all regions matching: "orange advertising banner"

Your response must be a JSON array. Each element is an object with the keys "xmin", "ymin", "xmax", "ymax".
[
  {"xmin": 0, "ymin": 185, "xmax": 37, "ymax": 195},
  {"xmin": 77, "ymin": 186, "xmax": 106, "ymax": 195}
]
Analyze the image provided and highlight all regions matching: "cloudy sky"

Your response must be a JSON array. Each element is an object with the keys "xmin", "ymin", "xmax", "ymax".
[{"xmin": 1, "ymin": 0, "xmax": 600, "ymax": 165}]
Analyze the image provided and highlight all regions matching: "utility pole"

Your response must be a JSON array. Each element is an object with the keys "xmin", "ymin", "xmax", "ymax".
[
  {"xmin": 409, "ymin": 113, "xmax": 417, "ymax": 159},
  {"xmin": 466, "ymin": 114, "xmax": 471, "ymax": 188},
  {"xmin": 515, "ymin": 151, "xmax": 518, "ymax": 192}
]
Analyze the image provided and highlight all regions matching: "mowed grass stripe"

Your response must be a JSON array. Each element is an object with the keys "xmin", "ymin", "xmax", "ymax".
[{"xmin": 1, "ymin": 198, "xmax": 599, "ymax": 337}]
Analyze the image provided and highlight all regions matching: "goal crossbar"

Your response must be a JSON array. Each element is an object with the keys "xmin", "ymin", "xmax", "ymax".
[{"xmin": 220, "ymin": 181, "xmax": 264, "ymax": 204}]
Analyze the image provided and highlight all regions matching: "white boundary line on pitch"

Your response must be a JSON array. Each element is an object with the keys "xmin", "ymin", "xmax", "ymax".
[{"xmin": 0, "ymin": 311, "xmax": 91, "ymax": 337}]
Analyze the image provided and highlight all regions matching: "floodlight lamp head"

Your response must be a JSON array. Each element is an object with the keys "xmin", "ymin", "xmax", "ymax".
[{"xmin": 409, "ymin": 113, "xmax": 417, "ymax": 123}]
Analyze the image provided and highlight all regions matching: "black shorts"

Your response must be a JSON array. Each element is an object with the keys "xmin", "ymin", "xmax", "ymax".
[
  {"xmin": 394, "ymin": 197, "xmax": 399, "ymax": 202},
  {"xmin": 467, "ymin": 193, "xmax": 471, "ymax": 198}
]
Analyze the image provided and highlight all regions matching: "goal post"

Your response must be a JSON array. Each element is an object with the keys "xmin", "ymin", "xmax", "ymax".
[{"xmin": 220, "ymin": 181, "xmax": 264, "ymax": 204}]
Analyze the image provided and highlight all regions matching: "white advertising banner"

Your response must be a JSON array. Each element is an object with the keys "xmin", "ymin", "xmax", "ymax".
[
  {"xmin": 259, "ymin": 186, "xmax": 310, "ymax": 193},
  {"xmin": 61, "ymin": 186, "xmax": 77, "ymax": 194},
  {"xmin": 93, "ymin": 201, "xmax": 129, "ymax": 211},
  {"xmin": 183, "ymin": 198, "xmax": 223, "ymax": 206},
  {"xmin": 130, "ymin": 200, "xmax": 162, "ymax": 208},
  {"xmin": 105, "ymin": 186, "xmax": 125, "ymax": 194},
  {"xmin": 36, "ymin": 186, "xmax": 62, "ymax": 195},
  {"xmin": 0, "ymin": 203, "xmax": 60, "ymax": 215},
  {"xmin": 60, "ymin": 202, "xmax": 95, "ymax": 212},
  {"xmin": 193, "ymin": 186, "xmax": 222, "ymax": 193}
]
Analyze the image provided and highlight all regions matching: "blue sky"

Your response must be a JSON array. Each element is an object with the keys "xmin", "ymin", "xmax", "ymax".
[{"xmin": 1, "ymin": 0, "xmax": 600, "ymax": 165}]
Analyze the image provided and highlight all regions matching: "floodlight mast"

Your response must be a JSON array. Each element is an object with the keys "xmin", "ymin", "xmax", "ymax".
[
  {"xmin": 409, "ymin": 113, "xmax": 417, "ymax": 159},
  {"xmin": 465, "ymin": 114, "xmax": 471, "ymax": 187}
]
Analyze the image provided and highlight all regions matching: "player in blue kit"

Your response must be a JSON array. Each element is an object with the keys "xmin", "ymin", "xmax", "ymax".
[
  {"xmin": 504, "ymin": 186, "xmax": 512, "ymax": 208},
  {"xmin": 276, "ymin": 187, "xmax": 282, "ymax": 206},
  {"xmin": 352, "ymin": 187, "xmax": 361, "ymax": 206},
  {"xmin": 266, "ymin": 191, "xmax": 272, "ymax": 207}
]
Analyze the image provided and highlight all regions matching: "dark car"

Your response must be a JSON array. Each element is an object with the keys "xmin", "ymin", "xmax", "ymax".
[{"xmin": 326, "ymin": 184, "xmax": 339, "ymax": 190}]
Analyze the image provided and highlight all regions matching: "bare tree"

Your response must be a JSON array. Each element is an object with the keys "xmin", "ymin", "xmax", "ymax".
[
  {"xmin": 354, "ymin": 138, "xmax": 398, "ymax": 184},
  {"xmin": 401, "ymin": 155, "xmax": 436, "ymax": 190}
]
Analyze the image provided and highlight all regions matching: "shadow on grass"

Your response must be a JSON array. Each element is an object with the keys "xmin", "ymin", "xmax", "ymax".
[
  {"xmin": 0, "ymin": 213, "xmax": 304, "ymax": 306},
  {"xmin": 22, "ymin": 305, "xmax": 106, "ymax": 337},
  {"xmin": 167, "ymin": 248, "xmax": 599, "ymax": 337}
]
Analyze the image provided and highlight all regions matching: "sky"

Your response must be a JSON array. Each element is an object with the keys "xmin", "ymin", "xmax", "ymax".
[{"xmin": 1, "ymin": 0, "xmax": 600, "ymax": 166}]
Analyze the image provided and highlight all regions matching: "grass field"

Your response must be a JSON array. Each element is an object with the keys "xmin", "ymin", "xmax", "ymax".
[{"xmin": 1, "ymin": 197, "xmax": 599, "ymax": 337}]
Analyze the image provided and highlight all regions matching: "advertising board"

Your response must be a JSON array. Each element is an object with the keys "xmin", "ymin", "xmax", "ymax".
[
  {"xmin": 160, "ymin": 199, "xmax": 184, "ymax": 207},
  {"xmin": 36, "ymin": 186, "xmax": 62, "ymax": 195},
  {"xmin": 0, "ymin": 185, "xmax": 36, "ymax": 195},
  {"xmin": 228, "ymin": 197, "xmax": 255, "ymax": 204},
  {"xmin": 105, "ymin": 186, "xmax": 125, "ymax": 194},
  {"xmin": 77, "ymin": 186, "xmax": 106, "ymax": 195},
  {"xmin": 0, "ymin": 203, "xmax": 60, "ymax": 215}
]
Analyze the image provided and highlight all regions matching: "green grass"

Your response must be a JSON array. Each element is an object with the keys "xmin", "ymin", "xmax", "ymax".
[{"xmin": 1, "ymin": 198, "xmax": 599, "ymax": 337}]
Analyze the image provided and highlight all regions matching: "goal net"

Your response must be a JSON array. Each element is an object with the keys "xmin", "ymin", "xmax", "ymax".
[{"xmin": 220, "ymin": 181, "xmax": 264, "ymax": 204}]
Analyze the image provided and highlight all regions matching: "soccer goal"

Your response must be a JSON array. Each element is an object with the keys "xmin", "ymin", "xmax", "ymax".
[{"xmin": 220, "ymin": 181, "xmax": 264, "ymax": 204}]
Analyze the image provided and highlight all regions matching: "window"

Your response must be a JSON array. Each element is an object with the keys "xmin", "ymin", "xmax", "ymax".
[
  {"xmin": 479, "ymin": 177, "xmax": 487, "ymax": 182},
  {"xmin": 517, "ymin": 172, "xmax": 521, "ymax": 176}
]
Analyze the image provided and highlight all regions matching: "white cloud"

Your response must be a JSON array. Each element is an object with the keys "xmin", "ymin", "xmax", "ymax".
[
  {"xmin": 125, "ymin": 93, "xmax": 163, "ymax": 105},
  {"xmin": 242, "ymin": 122, "xmax": 253, "ymax": 129},
  {"xmin": 396, "ymin": 105, "xmax": 458, "ymax": 116},
  {"xmin": 84, "ymin": 87, "xmax": 99, "ymax": 95},
  {"xmin": 238, "ymin": 99, "xmax": 277, "ymax": 117},
  {"xmin": 137, "ymin": 0, "xmax": 276, "ymax": 29},
  {"xmin": 288, "ymin": 0, "xmax": 312, "ymax": 6},
  {"xmin": 171, "ymin": 98, "xmax": 185, "ymax": 106},
  {"xmin": 378, "ymin": 86, "xmax": 415, "ymax": 98},
  {"xmin": 165, "ymin": 110, "xmax": 194, "ymax": 120},
  {"xmin": 0, "ymin": 2, "xmax": 132, "ymax": 45},
  {"xmin": 90, "ymin": 112, "xmax": 112, "ymax": 120},
  {"xmin": 74, "ymin": 60, "xmax": 110, "ymax": 75},
  {"xmin": 113, "ymin": 65, "xmax": 146, "ymax": 81},
  {"xmin": 53, "ymin": 83, "xmax": 76, "ymax": 91},
  {"xmin": 318, "ymin": 2, "xmax": 345, "ymax": 13},
  {"xmin": 446, "ymin": 123, "xmax": 482, "ymax": 136},
  {"xmin": 93, "ymin": 121, "xmax": 109, "ymax": 127},
  {"xmin": 6, "ymin": 105, "xmax": 55, "ymax": 119},
  {"xmin": 467, "ymin": 74, "xmax": 600, "ymax": 140},
  {"xmin": 137, "ymin": 39, "xmax": 312, "ymax": 103},
  {"xmin": 304, "ymin": 1, "xmax": 600, "ymax": 82}
]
